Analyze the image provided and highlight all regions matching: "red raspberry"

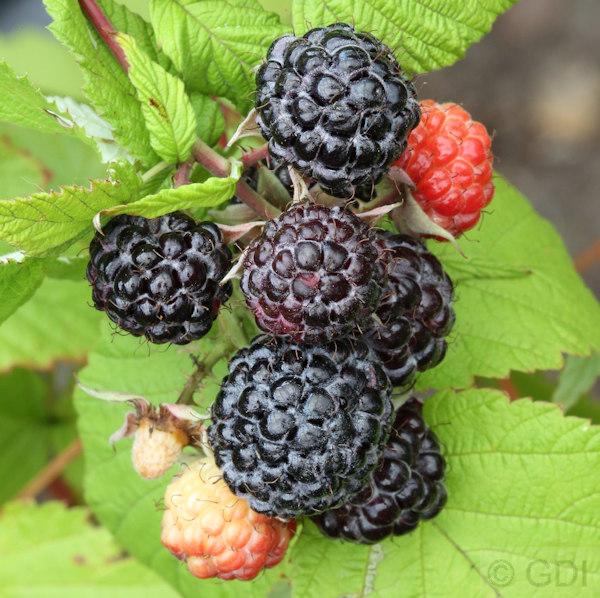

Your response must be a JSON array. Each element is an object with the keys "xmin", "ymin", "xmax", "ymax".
[
  {"xmin": 161, "ymin": 457, "xmax": 295, "ymax": 581},
  {"xmin": 395, "ymin": 100, "xmax": 494, "ymax": 237}
]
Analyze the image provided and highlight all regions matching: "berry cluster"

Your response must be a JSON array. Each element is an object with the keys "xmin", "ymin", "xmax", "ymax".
[{"xmin": 85, "ymin": 22, "xmax": 497, "ymax": 583}]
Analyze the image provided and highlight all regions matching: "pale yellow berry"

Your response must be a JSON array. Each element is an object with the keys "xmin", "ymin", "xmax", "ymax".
[{"xmin": 131, "ymin": 418, "xmax": 187, "ymax": 479}]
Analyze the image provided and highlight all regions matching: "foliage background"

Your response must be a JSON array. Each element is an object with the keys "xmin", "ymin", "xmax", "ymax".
[{"xmin": 0, "ymin": 0, "xmax": 598, "ymax": 596}]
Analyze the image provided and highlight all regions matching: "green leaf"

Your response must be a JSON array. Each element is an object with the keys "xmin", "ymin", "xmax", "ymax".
[
  {"xmin": 0, "ymin": 256, "xmax": 45, "ymax": 326},
  {"xmin": 0, "ymin": 367, "xmax": 80, "ymax": 502},
  {"xmin": 118, "ymin": 33, "xmax": 197, "ymax": 163},
  {"xmin": 0, "ymin": 502, "xmax": 178, "ymax": 597},
  {"xmin": 417, "ymin": 175, "xmax": 600, "ymax": 390},
  {"xmin": 553, "ymin": 353, "xmax": 600, "ymax": 411},
  {"xmin": 0, "ymin": 62, "xmax": 71, "ymax": 135},
  {"xmin": 0, "ymin": 134, "xmax": 49, "ymax": 199},
  {"xmin": 190, "ymin": 93, "xmax": 225, "ymax": 146},
  {"xmin": 0, "ymin": 277, "xmax": 102, "ymax": 373},
  {"xmin": 101, "ymin": 170, "xmax": 239, "ymax": 219},
  {"xmin": 0, "ymin": 370, "xmax": 51, "ymax": 502},
  {"xmin": 0, "ymin": 122, "xmax": 106, "ymax": 191},
  {"xmin": 290, "ymin": 389, "xmax": 600, "ymax": 596},
  {"xmin": 292, "ymin": 0, "xmax": 518, "ymax": 74},
  {"xmin": 0, "ymin": 28, "xmax": 83, "ymax": 98},
  {"xmin": 259, "ymin": 0, "xmax": 293, "ymax": 24},
  {"xmin": 149, "ymin": 0, "xmax": 288, "ymax": 110},
  {"xmin": 0, "ymin": 163, "xmax": 140, "ymax": 256},
  {"xmin": 44, "ymin": 0, "xmax": 158, "ymax": 165}
]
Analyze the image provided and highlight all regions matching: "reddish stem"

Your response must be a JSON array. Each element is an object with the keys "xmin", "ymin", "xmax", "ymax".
[
  {"xmin": 192, "ymin": 139, "xmax": 232, "ymax": 178},
  {"xmin": 17, "ymin": 438, "xmax": 83, "ymax": 500},
  {"xmin": 48, "ymin": 477, "xmax": 79, "ymax": 506},
  {"xmin": 213, "ymin": 97, "xmax": 242, "ymax": 129},
  {"xmin": 575, "ymin": 239, "xmax": 600, "ymax": 274},
  {"xmin": 236, "ymin": 179, "xmax": 281, "ymax": 220},
  {"xmin": 173, "ymin": 160, "xmax": 194, "ymax": 188},
  {"xmin": 78, "ymin": 0, "xmax": 129, "ymax": 72},
  {"xmin": 241, "ymin": 145, "xmax": 269, "ymax": 169},
  {"xmin": 499, "ymin": 378, "xmax": 519, "ymax": 401}
]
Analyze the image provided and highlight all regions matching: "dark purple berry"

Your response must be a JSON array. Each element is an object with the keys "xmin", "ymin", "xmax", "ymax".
[
  {"xmin": 312, "ymin": 399, "xmax": 447, "ymax": 543},
  {"xmin": 365, "ymin": 231, "xmax": 455, "ymax": 389},
  {"xmin": 241, "ymin": 203, "xmax": 383, "ymax": 344},
  {"xmin": 87, "ymin": 212, "xmax": 232, "ymax": 345}
]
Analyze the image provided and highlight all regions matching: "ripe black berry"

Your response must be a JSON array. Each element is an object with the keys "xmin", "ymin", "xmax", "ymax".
[
  {"xmin": 366, "ymin": 231, "xmax": 455, "ymax": 389},
  {"xmin": 312, "ymin": 399, "xmax": 447, "ymax": 544},
  {"xmin": 207, "ymin": 335, "xmax": 393, "ymax": 519},
  {"xmin": 87, "ymin": 213, "xmax": 232, "ymax": 344},
  {"xmin": 255, "ymin": 23, "xmax": 420, "ymax": 200},
  {"xmin": 241, "ymin": 203, "xmax": 383, "ymax": 344}
]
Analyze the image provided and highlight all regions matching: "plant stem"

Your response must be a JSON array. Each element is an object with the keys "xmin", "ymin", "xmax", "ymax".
[
  {"xmin": 173, "ymin": 159, "xmax": 194, "ymax": 187},
  {"xmin": 17, "ymin": 438, "xmax": 83, "ymax": 501},
  {"xmin": 236, "ymin": 179, "xmax": 281, "ymax": 219},
  {"xmin": 214, "ymin": 98, "xmax": 242, "ymax": 129},
  {"xmin": 141, "ymin": 160, "xmax": 171, "ymax": 183},
  {"xmin": 177, "ymin": 342, "xmax": 231, "ymax": 405},
  {"xmin": 193, "ymin": 140, "xmax": 280, "ymax": 218},
  {"xmin": 241, "ymin": 145, "xmax": 268, "ymax": 169},
  {"xmin": 575, "ymin": 239, "xmax": 600, "ymax": 273},
  {"xmin": 192, "ymin": 139, "xmax": 232, "ymax": 177},
  {"xmin": 78, "ymin": 0, "xmax": 129, "ymax": 73}
]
